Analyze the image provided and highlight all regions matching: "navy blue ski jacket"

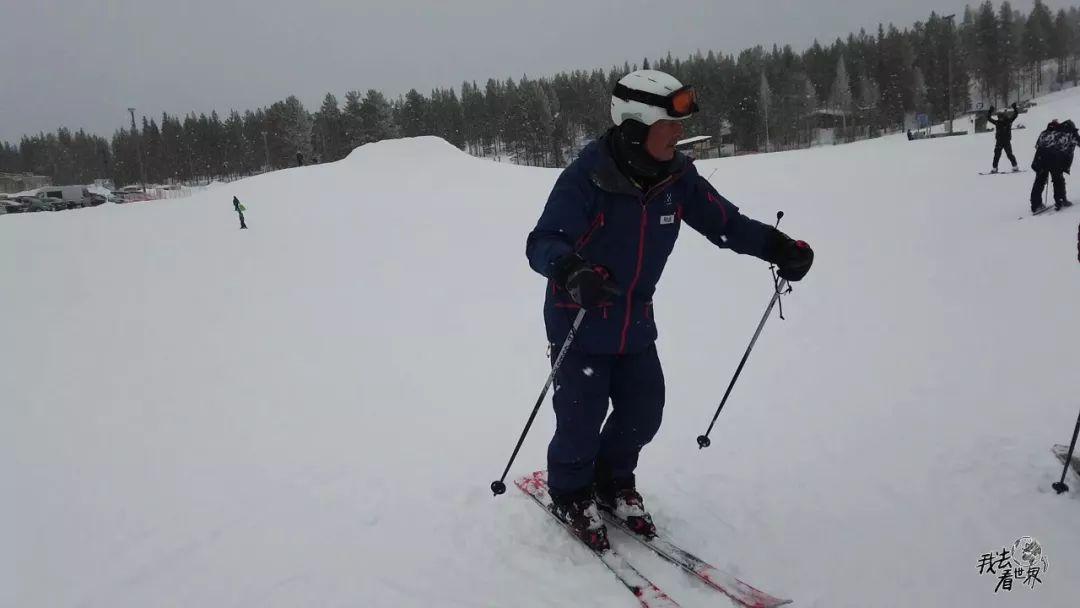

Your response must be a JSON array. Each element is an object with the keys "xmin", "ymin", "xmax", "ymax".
[{"xmin": 526, "ymin": 134, "xmax": 775, "ymax": 355}]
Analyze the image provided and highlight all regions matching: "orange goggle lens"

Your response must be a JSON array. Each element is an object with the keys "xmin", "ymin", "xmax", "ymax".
[{"xmin": 670, "ymin": 88, "xmax": 697, "ymax": 115}]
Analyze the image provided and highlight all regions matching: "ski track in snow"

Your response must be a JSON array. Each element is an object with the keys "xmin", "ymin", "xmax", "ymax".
[{"xmin": 7, "ymin": 88, "xmax": 1080, "ymax": 607}]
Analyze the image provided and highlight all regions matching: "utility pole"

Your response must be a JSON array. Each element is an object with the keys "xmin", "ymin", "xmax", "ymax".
[
  {"xmin": 262, "ymin": 131, "xmax": 271, "ymax": 170},
  {"xmin": 760, "ymin": 72, "xmax": 771, "ymax": 151},
  {"xmin": 128, "ymin": 107, "xmax": 148, "ymax": 192},
  {"xmin": 944, "ymin": 14, "xmax": 956, "ymax": 134}
]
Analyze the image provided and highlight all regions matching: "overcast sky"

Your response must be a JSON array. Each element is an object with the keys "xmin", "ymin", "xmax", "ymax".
[{"xmin": 0, "ymin": 0, "xmax": 1067, "ymax": 143}]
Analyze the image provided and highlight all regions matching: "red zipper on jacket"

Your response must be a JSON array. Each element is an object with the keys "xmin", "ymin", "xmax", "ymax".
[
  {"xmin": 618, "ymin": 177, "xmax": 674, "ymax": 354},
  {"xmin": 575, "ymin": 212, "xmax": 605, "ymax": 251}
]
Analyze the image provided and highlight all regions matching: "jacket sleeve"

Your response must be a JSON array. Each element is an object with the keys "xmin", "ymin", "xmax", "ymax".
[
  {"xmin": 681, "ymin": 173, "xmax": 775, "ymax": 259},
  {"xmin": 987, "ymin": 112, "xmax": 999, "ymax": 126},
  {"xmin": 526, "ymin": 167, "xmax": 594, "ymax": 280}
]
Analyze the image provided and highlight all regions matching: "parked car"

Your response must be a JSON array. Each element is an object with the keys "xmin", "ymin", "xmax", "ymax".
[
  {"xmin": 1, "ymin": 198, "xmax": 26, "ymax": 214},
  {"xmin": 14, "ymin": 196, "xmax": 59, "ymax": 212},
  {"xmin": 82, "ymin": 193, "xmax": 108, "ymax": 207},
  {"xmin": 43, "ymin": 197, "xmax": 68, "ymax": 211}
]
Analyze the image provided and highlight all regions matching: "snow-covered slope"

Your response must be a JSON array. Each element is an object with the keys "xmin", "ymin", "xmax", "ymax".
[{"xmin": 6, "ymin": 90, "xmax": 1080, "ymax": 608}]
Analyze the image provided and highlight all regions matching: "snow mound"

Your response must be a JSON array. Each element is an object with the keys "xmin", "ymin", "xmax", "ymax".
[{"xmin": 344, "ymin": 136, "xmax": 476, "ymax": 165}]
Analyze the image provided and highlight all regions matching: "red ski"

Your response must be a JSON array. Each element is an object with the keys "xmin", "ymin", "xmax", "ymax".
[
  {"xmin": 521, "ymin": 471, "xmax": 791, "ymax": 608},
  {"xmin": 601, "ymin": 510, "xmax": 791, "ymax": 607},
  {"xmin": 515, "ymin": 472, "xmax": 680, "ymax": 608}
]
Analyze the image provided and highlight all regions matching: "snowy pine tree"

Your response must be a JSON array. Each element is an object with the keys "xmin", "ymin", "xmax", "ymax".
[
  {"xmin": 912, "ymin": 67, "xmax": 928, "ymax": 112},
  {"xmin": 398, "ymin": 89, "xmax": 428, "ymax": 138},
  {"xmin": 830, "ymin": 56, "xmax": 853, "ymax": 112},
  {"xmin": 314, "ymin": 93, "xmax": 344, "ymax": 161},
  {"xmin": 343, "ymin": 91, "xmax": 364, "ymax": 152},
  {"xmin": 357, "ymin": 90, "xmax": 398, "ymax": 145}
]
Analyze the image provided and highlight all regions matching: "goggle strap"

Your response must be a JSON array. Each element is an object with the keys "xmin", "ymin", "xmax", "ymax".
[
  {"xmin": 612, "ymin": 83, "xmax": 671, "ymax": 109},
  {"xmin": 612, "ymin": 83, "xmax": 697, "ymax": 118}
]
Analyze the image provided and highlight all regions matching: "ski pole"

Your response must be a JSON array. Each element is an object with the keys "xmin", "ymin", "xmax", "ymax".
[
  {"xmin": 697, "ymin": 279, "xmax": 788, "ymax": 449},
  {"xmin": 1052, "ymin": 406, "xmax": 1080, "ymax": 494},
  {"xmin": 491, "ymin": 308, "xmax": 587, "ymax": 496},
  {"xmin": 771, "ymin": 211, "xmax": 786, "ymax": 320}
]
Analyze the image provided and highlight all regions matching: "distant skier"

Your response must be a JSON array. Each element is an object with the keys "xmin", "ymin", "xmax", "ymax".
[
  {"xmin": 987, "ymin": 103, "xmax": 1020, "ymax": 173},
  {"xmin": 296, "ymin": 152, "xmax": 305, "ymax": 167},
  {"xmin": 1031, "ymin": 119, "xmax": 1079, "ymax": 213},
  {"xmin": 525, "ymin": 69, "xmax": 814, "ymax": 552},
  {"xmin": 233, "ymin": 196, "xmax": 248, "ymax": 229}
]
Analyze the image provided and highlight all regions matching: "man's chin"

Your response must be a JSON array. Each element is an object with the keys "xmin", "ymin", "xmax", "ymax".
[{"xmin": 645, "ymin": 146, "xmax": 676, "ymax": 162}]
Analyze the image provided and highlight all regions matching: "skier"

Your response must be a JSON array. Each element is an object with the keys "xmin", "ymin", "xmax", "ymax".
[
  {"xmin": 525, "ymin": 70, "xmax": 814, "ymax": 551},
  {"xmin": 987, "ymin": 103, "xmax": 1020, "ymax": 173},
  {"xmin": 233, "ymin": 195, "xmax": 248, "ymax": 229},
  {"xmin": 1031, "ymin": 119, "xmax": 1079, "ymax": 213}
]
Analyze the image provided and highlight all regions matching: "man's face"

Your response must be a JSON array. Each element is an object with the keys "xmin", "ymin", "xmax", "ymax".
[{"xmin": 644, "ymin": 120, "xmax": 685, "ymax": 161}]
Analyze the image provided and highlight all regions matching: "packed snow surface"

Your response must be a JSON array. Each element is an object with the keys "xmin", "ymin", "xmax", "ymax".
[{"xmin": 6, "ymin": 88, "xmax": 1080, "ymax": 608}]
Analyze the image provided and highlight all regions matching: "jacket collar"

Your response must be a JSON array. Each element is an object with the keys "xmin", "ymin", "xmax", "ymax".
[{"xmin": 586, "ymin": 132, "xmax": 690, "ymax": 197}]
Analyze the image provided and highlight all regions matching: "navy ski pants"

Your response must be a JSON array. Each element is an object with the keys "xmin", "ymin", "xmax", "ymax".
[{"xmin": 547, "ymin": 344, "xmax": 665, "ymax": 497}]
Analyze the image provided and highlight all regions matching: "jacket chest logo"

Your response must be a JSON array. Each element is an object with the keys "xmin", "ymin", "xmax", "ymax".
[{"xmin": 660, "ymin": 193, "xmax": 676, "ymax": 224}]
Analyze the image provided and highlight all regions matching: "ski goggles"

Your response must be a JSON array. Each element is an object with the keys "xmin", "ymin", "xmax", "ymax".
[{"xmin": 612, "ymin": 83, "xmax": 699, "ymax": 118}]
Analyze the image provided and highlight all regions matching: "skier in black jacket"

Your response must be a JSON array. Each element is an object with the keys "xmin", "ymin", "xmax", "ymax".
[
  {"xmin": 233, "ymin": 195, "xmax": 248, "ymax": 229},
  {"xmin": 987, "ymin": 103, "xmax": 1020, "ymax": 173},
  {"xmin": 1031, "ymin": 119, "xmax": 1080, "ymax": 212}
]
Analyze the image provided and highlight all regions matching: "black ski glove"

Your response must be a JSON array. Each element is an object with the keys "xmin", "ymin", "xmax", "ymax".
[
  {"xmin": 764, "ymin": 229, "xmax": 814, "ymax": 282},
  {"xmin": 552, "ymin": 254, "xmax": 620, "ymax": 308}
]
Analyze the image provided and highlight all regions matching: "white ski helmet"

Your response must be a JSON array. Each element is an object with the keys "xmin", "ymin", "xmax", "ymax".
[{"xmin": 610, "ymin": 69, "xmax": 699, "ymax": 127}]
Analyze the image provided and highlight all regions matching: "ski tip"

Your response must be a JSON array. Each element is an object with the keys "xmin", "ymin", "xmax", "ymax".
[{"xmin": 512, "ymin": 470, "xmax": 549, "ymax": 495}]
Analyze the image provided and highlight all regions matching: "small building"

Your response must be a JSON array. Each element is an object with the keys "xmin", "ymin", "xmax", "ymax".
[
  {"xmin": 715, "ymin": 120, "xmax": 737, "ymax": 157},
  {"xmin": 0, "ymin": 172, "xmax": 51, "ymax": 194},
  {"xmin": 675, "ymin": 135, "xmax": 717, "ymax": 159},
  {"xmin": 805, "ymin": 108, "xmax": 851, "ymax": 146}
]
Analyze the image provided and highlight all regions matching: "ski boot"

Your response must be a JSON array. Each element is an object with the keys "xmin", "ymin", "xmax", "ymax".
[
  {"xmin": 1012, "ymin": 164, "xmax": 1021, "ymax": 173},
  {"xmin": 1056, "ymin": 199, "xmax": 1073, "ymax": 211},
  {"xmin": 550, "ymin": 487, "xmax": 610, "ymax": 552},
  {"xmin": 990, "ymin": 167, "xmax": 999, "ymax": 174},
  {"xmin": 596, "ymin": 477, "xmax": 657, "ymax": 538},
  {"xmin": 1033, "ymin": 202, "xmax": 1049, "ymax": 214}
]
